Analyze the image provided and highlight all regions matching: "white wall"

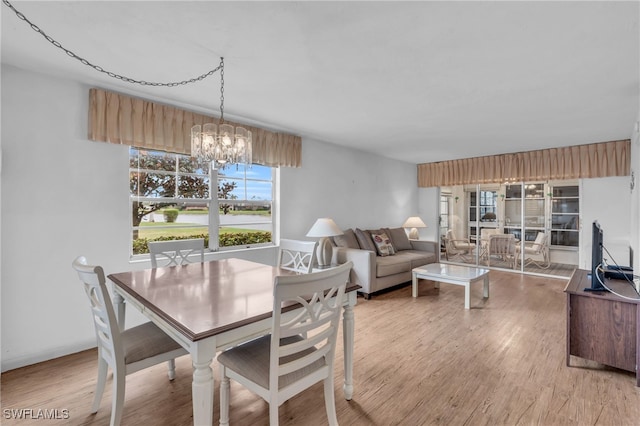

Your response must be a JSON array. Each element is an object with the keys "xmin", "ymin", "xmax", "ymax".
[
  {"xmin": 2, "ymin": 66, "xmax": 132, "ymax": 371},
  {"xmin": 280, "ymin": 139, "xmax": 418, "ymax": 238},
  {"xmin": 0, "ymin": 65, "xmax": 419, "ymax": 371},
  {"xmin": 580, "ymin": 176, "xmax": 632, "ymax": 270},
  {"xmin": 417, "ymin": 187, "xmax": 439, "ymax": 241}
]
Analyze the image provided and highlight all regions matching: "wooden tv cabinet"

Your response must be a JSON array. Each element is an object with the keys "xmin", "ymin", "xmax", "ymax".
[{"xmin": 565, "ymin": 269, "xmax": 640, "ymax": 386}]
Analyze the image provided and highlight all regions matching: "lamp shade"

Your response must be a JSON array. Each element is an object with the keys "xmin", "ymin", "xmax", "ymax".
[
  {"xmin": 402, "ymin": 217, "xmax": 427, "ymax": 229},
  {"xmin": 306, "ymin": 218, "xmax": 343, "ymax": 238},
  {"xmin": 403, "ymin": 216, "xmax": 426, "ymax": 240}
]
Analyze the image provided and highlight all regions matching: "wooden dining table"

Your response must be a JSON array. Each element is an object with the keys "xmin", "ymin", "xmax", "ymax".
[{"xmin": 107, "ymin": 258, "xmax": 358, "ymax": 426}]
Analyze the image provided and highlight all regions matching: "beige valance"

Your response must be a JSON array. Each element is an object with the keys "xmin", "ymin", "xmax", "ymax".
[
  {"xmin": 417, "ymin": 139, "xmax": 631, "ymax": 187},
  {"xmin": 88, "ymin": 88, "xmax": 302, "ymax": 167}
]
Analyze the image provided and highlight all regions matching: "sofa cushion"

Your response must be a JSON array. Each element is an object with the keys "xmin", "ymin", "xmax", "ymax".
[
  {"xmin": 355, "ymin": 228, "xmax": 377, "ymax": 253},
  {"xmin": 370, "ymin": 232, "xmax": 395, "ymax": 257},
  {"xmin": 386, "ymin": 227, "xmax": 413, "ymax": 251},
  {"xmin": 333, "ymin": 229, "xmax": 360, "ymax": 249},
  {"xmin": 401, "ymin": 250, "xmax": 437, "ymax": 269},
  {"xmin": 376, "ymin": 255, "xmax": 411, "ymax": 277}
]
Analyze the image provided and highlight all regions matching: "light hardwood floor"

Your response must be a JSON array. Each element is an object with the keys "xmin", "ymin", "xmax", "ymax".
[{"xmin": 3, "ymin": 270, "xmax": 640, "ymax": 425}]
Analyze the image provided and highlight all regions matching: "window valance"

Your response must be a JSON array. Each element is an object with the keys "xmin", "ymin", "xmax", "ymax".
[
  {"xmin": 417, "ymin": 139, "xmax": 630, "ymax": 187},
  {"xmin": 88, "ymin": 88, "xmax": 302, "ymax": 167}
]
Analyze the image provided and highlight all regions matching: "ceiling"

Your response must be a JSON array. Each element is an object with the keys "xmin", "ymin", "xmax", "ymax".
[{"xmin": 2, "ymin": 1, "xmax": 639, "ymax": 164}]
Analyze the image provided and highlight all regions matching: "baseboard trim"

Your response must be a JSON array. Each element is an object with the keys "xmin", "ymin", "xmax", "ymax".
[{"xmin": 1, "ymin": 340, "xmax": 96, "ymax": 373}]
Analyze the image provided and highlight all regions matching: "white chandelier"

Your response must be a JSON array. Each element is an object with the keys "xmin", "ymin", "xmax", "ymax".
[{"xmin": 191, "ymin": 58, "xmax": 252, "ymax": 167}]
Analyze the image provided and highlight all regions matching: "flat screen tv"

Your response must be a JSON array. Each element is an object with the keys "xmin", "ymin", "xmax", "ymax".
[{"xmin": 586, "ymin": 220, "xmax": 607, "ymax": 292}]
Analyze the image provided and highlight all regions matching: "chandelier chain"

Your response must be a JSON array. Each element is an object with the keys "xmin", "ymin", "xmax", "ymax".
[
  {"xmin": 2, "ymin": 0, "xmax": 222, "ymax": 87},
  {"xmin": 220, "ymin": 58, "xmax": 225, "ymax": 121}
]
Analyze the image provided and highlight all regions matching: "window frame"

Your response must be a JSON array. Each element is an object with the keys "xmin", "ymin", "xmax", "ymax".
[
  {"xmin": 129, "ymin": 148, "xmax": 275, "ymax": 258},
  {"xmin": 214, "ymin": 164, "xmax": 276, "ymax": 252}
]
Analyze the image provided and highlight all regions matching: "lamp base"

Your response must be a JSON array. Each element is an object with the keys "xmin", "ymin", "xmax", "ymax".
[
  {"xmin": 315, "ymin": 264, "xmax": 333, "ymax": 270},
  {"xmin": 316, "ymin": 237, "xmax": 333, "ymax": 268},
  {"xmin": 409, "ymin": 228, "xmax": 420, "ymax": 240}
]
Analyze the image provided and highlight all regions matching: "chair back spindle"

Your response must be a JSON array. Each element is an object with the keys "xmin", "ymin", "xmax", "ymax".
[
  {"xmin": 278, "ymin": 239, "xmax": 318, "ymax": 273},
  {"xmin": 148, "ymin": 238, "xmax": 205, "ymax": 268}
]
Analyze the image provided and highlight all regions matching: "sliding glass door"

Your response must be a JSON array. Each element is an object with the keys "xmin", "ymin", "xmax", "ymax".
[
  {"xmin": 439, "ymin": 180, "xmax": 579, "ymax": 277},
  {"xmin": 504, "ymin": 183, "xmax": 547, "ymax": 273}
]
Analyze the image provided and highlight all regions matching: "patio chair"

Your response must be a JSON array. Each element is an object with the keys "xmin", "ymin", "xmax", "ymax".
[
  {"xmin": 487, "ymin": 234, "xmax": 516, "ymax": 269},
  {"xmin": 444, "ymin": 229, "xmax": 476, "ymax": 261},
  {"xmin": 516, "ymin": 232, "xmax": 550, "ymax": 269},
  {"xmin": 479, "ymin": 228, "xmax": 500, "ymax": 260}
]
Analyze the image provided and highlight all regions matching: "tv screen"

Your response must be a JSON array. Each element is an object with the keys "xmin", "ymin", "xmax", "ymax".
[{"xmin": 587, "ymin": 221, "xmax": 607, "ymax": 291}]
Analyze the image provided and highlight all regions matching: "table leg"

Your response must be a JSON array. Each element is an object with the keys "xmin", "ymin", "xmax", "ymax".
[
  {"xmin": 483, "ymin": 275, "xmax": 490, "ymax": 299},
  {"xmin": 412, "ymin": 273, "xmax": 418, "ymax": 298},
  {"xmin": 191, "ymin": 340, "xmax": 216, "ymax": 426},
  {"xmin": 112, "ymin": 291, "xmax": 126, "ymax": 332},
  {"xmin": 464, "ymin": 283, "xmax": 470, "ymax": 309},
  {"xmin": 342, "ymin": 293, "xmax": 356, "ymax": 400}
]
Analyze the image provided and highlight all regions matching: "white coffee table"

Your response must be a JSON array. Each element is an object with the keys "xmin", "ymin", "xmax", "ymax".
[{"xmin": 412, "ymin": 263, "xmax": 490, "ymax": 309}]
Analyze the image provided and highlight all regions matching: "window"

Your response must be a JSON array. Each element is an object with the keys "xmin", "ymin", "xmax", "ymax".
[
  {"xmin": 504, "ymin": 183, "xmax": 545, "ymax": 242},
  {"xmin": 439, "ymin": 194, "xmax": 450, "ymax": 231},
  {"xmin": 439, "ymin": 193, "xmax": 452, "ymax": 250},
  {"xmin": 129, "ymin": 148, "xmax": 273, "ymax": 255},
  {"xmin": 550, "ymin": 185, "xmax": 579, "ymax": 247},
  {"xmin": 468, "ymin": 189, "xmax": 497, "ymax": 241},
  {"xmin": 215, "ymin": 163, "xmax": 274, "ymax": 250},
  {"xmin": 469, "ymin": 190, "xmax": 497, "ymax": 222}
]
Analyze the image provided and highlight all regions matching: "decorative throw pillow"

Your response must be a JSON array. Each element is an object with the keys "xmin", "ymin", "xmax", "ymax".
[
  {"xmin": 333, "ymin": 229, "xmax": 360, "ymax": 249},
  {"xmin": 386, "ymin": 227, "xmax": 413, "ymax": 251},
  {"xmin": 370, "ymin": 232, "xmax": 396, "ymax": 257},
  {"xmin": 355, "ymin": 228, "xmax": 377, "ymax": 253}
]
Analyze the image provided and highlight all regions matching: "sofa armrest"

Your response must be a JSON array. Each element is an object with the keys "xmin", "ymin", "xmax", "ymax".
[
  {"xmin": 333, "ymin": 247, "xmax": 376, "ymax": 293},
  {"xmin": 409, "ymin": 240, "xmax": 437, "ymax": 254}
]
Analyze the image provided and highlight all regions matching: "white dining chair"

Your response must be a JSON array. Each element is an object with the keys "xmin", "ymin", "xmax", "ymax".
[
  {"xmin": 148, "ymin": 238, "xmax": 205, "ymax": 268},
  {"xmin": 72, "ymin": 256, "xmax": 188, "ymax": 426},
  {"xmin": 278, "ymin": 239, "xmax": 318, "ymax": 273},
  {"xmin": 217, "ymin": 261, "xmax": 353, "ymax": 426}
]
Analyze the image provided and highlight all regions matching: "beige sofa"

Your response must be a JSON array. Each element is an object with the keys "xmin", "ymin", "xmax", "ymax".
[{"xmin": 331, "ymin": 227, "xmax": 438, "ymax": 299}]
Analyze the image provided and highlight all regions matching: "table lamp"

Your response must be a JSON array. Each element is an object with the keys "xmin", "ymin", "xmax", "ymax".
[
  {"xmin": 306, "ymin": 218, "xmax": 343, "ymax": 269},
  {"xmin": 403, "ymin": 216, "xmax": 427, "ymax": 240}
]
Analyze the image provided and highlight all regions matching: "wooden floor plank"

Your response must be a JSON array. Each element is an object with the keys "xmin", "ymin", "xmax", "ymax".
[{"xmin": 2, "ymin": 270, "xmax": 639, "ymax": 425}]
